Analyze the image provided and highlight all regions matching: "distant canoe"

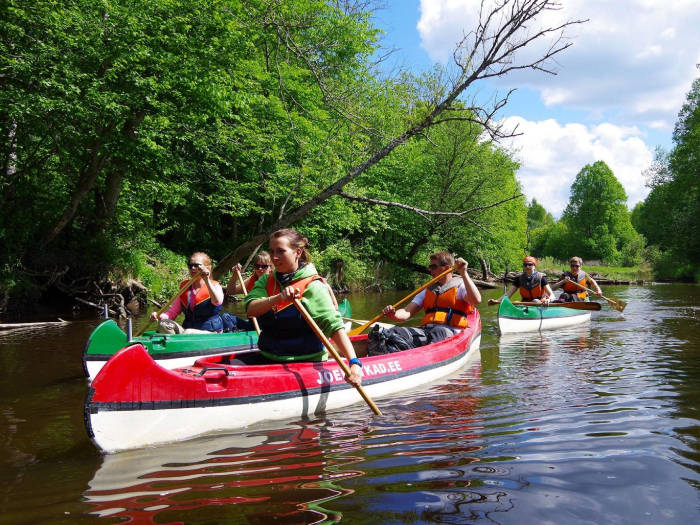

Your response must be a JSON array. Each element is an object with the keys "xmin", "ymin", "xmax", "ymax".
[{"xmin": 497, "ymin": 296, "xmax": 592, "ymax": 334}]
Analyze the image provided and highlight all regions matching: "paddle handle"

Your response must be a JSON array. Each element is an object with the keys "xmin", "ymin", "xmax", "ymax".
[
  {"xmin": 136, "ymin": 271, "xmax": 202, "ymax": 336},
  {"xmin": 349, "ymin": 265, "xmax": 456, "ymax": 336},
  {"xmin": 293, "ymin": 298, "xmax": 382, "ymax": 416},
  {"xmin": 235, "ymin": 269, "xmax": 261, "ymax": 335}
]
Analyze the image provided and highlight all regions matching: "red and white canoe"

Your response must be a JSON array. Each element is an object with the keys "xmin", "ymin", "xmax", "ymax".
[{"xmin": 85, "ymin": 310, "xmax": 482, "ymax": 452}]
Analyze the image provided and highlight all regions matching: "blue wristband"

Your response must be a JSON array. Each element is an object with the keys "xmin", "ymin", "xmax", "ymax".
[{"xmin": 349, "ymin": 357, "xmax": 362, "ymax": 368}]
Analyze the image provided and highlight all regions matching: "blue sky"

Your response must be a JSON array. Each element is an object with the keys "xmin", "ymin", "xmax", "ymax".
[{"xmin": 371, "ymin": 0, "xmax": 700, "ymax": 216}]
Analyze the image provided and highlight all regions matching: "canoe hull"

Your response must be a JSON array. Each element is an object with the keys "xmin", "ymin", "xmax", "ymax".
[
  {"xmin": 83, "ymin": 320, "xmax": 258, "ymax": 380},
  {"xmin": 498, "ymin": 297, "xmax": 590, "ymax": 334},
  {"xmin": 85, "ymin": 311, "xmax": 482, "ymax": 452}
]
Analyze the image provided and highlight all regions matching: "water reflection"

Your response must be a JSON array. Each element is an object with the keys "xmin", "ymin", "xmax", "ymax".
[{"xmin": 84, "ymin": 423, "xmax": 365, "ymax": 523}]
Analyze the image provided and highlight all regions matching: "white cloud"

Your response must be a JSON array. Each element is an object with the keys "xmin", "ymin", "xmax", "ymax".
[
  {"xmin": 500, "ymin": 116, "xmax": 654, "ymax": 217},
  {"xmin": 417, "ymin": 0, "xmax": 700, "ymax": 131}
]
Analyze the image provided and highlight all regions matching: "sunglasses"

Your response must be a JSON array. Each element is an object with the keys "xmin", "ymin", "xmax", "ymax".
[
  {"xmin": 570, "ymin": 264, "xmax": 580, "ymax": 268},
  {"xmin": 188, "ymin": 263, "xmax": 202, "ymax": 269},
  {"xmin": 254, "ymin": 264, "xmax": 270, "ymax": 270},
  {"xmin": 428, "ymin": 263, "xmax": 442, "ymax": 270},
  {"xmin": 523, "ymin": 262, "xmax": 534, "ymax": 267}
]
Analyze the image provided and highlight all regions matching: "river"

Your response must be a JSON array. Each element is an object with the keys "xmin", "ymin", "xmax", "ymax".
[{"xmin": 1, "ymin": 283, "xmax": 699, "ymax": 524}]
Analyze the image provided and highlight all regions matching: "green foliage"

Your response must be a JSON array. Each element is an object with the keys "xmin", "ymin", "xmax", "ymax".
[
  {"xmin": 634, "ymin": 78, "xmax": 700, "ymax": 280},
  {"xmin": 0, "ymin": 0, "xmax": 581, "ymax": 308},
  {"xmin": 561, "ymin": 161, "xmax": 638, "ymax": 264}
]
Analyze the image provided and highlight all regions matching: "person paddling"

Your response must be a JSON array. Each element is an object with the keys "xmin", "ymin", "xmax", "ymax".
[
  {"xmin": 151, "ymin": 252, "xmax": 225, "ymax": 333},
  {"xmin": 367, "ymin": 252, "xmax": 481, "ymax": 355},
  {"xmin": 244, "ymin": 229, "xmax": 362, "ymax": 386},
  {"xmin": 225, "ymin": 251, "xmax": 272, "ymax": 297},
  {"xmin": 550, "ymin": 256, "xmax": 602, "ymax": 302},
  {"xmin": 488, "ymin": 256, "xmax": 553, "ymax": 306}
]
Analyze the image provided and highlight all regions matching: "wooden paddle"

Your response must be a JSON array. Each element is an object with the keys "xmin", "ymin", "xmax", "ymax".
[
  {"xmin": 136, "ymin": 270, "xmax": 202, "ymax": 336},
  {"xmin": 235, "ymin": 269, "xmax": 261, "ymax": 335},
  {"xmin": 293, "ymin": 298, "xmax": 382, "ymax": 416},
  {"xmin": 566, "ymin": 280, "xmax": 627, "ymax": 312},
  {"xmin": 343, "ymin": 317, "xmax": 394, "ymax": 329},
  {"xmin": 348, "ymin": 265, "xmax": 456, "ymax": 336},
  {"xmin": 513, "ymin": 301, "xmax": 601, "ymax": 311}
]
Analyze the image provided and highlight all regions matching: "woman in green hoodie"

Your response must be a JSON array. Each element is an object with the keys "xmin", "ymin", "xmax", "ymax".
[{"xmin": 245, "ymin": 229, "xmax": 363, "ymax": 386}]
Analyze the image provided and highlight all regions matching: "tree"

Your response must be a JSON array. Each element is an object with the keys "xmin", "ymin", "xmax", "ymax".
[
  {"xmin": 526, "ymin": 198, "xmax": 554, "ymax": 253},
  {"xmin": 213, "ymin": 0, "xmax": 587, "ymax": 277},
  {"xmin": 634, "ymin": 77, "xmax": 699, "ymax": 278},
  {"xmin": 561, "ymin": 161, "xmax": 639, "ymax": 263}
]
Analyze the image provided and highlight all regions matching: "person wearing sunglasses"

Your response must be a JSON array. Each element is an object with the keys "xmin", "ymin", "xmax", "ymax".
[
  {"xmin": 488, "ymin": 255, "xmax": 553, "ymax": 306},
  {"xmin": 367, "ymin": 252, "xmax": 481, "ymax": 355},
  {"xmin": 550, "ymin": 256, "xmax": 602, "ymax": 302},
  {"xmin": 225, "ymin": 251, "xmax": 273, "ymax": 297},
  {"xmin": 151, "ymin": 252, "xmax": 225, "ymax": 333}
]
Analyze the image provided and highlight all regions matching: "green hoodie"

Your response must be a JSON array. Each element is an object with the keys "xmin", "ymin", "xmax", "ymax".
[{"xmin": 244, "ymin": 263, "xmax": 345, "ymax": 339}]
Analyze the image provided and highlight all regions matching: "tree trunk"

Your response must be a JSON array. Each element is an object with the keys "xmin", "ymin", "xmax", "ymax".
[{"xmin": 37, "ymin": 140, "xmax": 110, "ymax": 249}]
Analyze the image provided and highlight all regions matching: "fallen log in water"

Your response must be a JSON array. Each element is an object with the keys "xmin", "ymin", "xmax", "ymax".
[{"xmin": 0, "ymin": 319, "xmax": 68, "ymax": 330}]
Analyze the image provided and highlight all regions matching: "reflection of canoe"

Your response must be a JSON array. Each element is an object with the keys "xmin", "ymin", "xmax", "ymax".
[
  {"xmin": 83, "ymin": 299, "xmax": 354, "ymax": 380},
  {"xmin": 82, "ymin": 320, "xmax": 258, "ymax": 380},
  {"xmin": 497, "ymin": 296, "xmax": 590, "ymax": 334},
  {"xmin": 85, "ymin": 310, "xmax": 482, "ymax": 452}
]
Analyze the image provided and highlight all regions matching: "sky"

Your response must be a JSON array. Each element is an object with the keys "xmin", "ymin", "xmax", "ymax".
[{"xmin": 372, "ymin": 0, "xmax": 700, "ymax": 217}]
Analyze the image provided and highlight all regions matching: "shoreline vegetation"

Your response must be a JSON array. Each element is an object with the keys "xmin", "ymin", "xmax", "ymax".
[{"xmin": 0, "ymin": 253, "xmax": 659, "ymax": 322}]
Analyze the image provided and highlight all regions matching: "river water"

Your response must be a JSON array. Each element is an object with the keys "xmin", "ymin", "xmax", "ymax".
[{"xmin": 1, "ymin": 284, "xmax": 699, "ymax": 524}]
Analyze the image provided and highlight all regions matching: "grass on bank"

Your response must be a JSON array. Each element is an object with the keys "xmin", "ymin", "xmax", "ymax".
[{"xmin": 535, "ymin": 256, "xmax": 652, "ymax": 281}]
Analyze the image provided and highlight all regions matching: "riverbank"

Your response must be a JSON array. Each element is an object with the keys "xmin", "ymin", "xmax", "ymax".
[{"xmin": 0, "ymin": 257, "xmax": 660, "ymax": 322}]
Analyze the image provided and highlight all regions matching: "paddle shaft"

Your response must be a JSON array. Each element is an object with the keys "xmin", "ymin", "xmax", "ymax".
[
  {"xmin": 566, "ymin": 279, "xmax": 625, "ymax": 310},
  {"xmin": 136, "ymin": 271, "xmax": 202, "ymax": 336},
  {"xmin": 235, "ymin": 269, "xmax": 261, "ymax": 335},
  {"xmin": 348, "ymin": 265, "xmax": 456, "ymax": 336},
  {"xmin": 293, "ymin": 298, "xmax": 382, "ymax": 416}
]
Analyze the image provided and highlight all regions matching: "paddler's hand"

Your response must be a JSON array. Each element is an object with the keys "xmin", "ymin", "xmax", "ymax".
[
  {"xmin": 232, "ymin": 263, "xmax": 242, "ymax": 273},
  {"xmin": 346, "ymin": 364, "xmax": 363, "ymax": 386},
  {"xmin": 280, "ymin": 286, "xmax": 301, "ymax": 301},
  {"xmin": 488, "ymin": 298, "xmax": 499, "ymax": 306},
  {"xmin": 382, "ymin": 304, "xmax": 396, "ymax": 319},
  {"xmin": 455, "ymin": 257, "xmax": 468, "ymax": 275}
]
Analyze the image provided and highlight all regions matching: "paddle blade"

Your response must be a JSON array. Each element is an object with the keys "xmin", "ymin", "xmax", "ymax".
[{"xmin": 607, "ymin": 297, "xmax": 627, "ymax": 312}]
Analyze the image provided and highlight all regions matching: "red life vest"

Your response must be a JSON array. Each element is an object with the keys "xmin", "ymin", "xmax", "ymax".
[
  {"xmin": 420, "ymin": 276, "xmax": 473, "ymax": 328},
  {"xmin": 519, "ymin": 272, "xmax": 549, "ymax": 300},
  {"xmin": 562, "ymin": 270, "xmax": 588, "ymax": 300}
]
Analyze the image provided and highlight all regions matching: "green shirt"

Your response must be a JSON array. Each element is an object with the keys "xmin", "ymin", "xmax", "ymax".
[{"xmin": 244, "ymin": 263, "xmax": 344, "ymax": 337}]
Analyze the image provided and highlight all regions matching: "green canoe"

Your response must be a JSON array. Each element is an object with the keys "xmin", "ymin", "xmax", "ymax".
[
  {"xmin": 84, "ymin": 298, "xmax": 352, "ymax": 380},
  {"xmin": 497, "ymin": 296, "xmax": 592, "ymax": 334}
]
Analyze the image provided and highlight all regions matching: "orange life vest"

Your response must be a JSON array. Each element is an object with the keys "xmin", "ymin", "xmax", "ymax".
[
  {"xmin": 421, "ymin": 276, "xmax": 473, "ymax": 328},
  {"xmin": 178, "ymin": 279, "xmax": 220, "ymax": 309},
  {"xmin": 265, "ymin": 274, "xmax": 322, "ymax": 312},
  {"xmin": 562, "ymin": 270, "xmax": 588, "ymax": 300},
  {"xmin": 519, "ymin": 272, "xmax": 549, "ymax": 300}
]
